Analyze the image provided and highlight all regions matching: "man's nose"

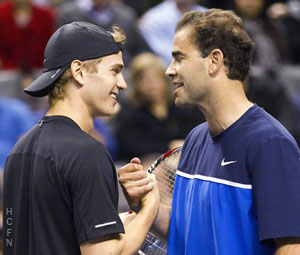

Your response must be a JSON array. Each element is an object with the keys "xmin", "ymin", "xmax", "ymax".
[
  {"xmin": 117, "ymin": 74, "xmax": 127, "ymax": 90},
  {"xmin": 165, "ymin": 63, "xmax": 176, "ymax": 78}
]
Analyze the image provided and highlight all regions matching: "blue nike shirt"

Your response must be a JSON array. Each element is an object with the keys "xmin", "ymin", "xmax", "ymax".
[{"xmin": 168, "ymin": 104, "xmax": 300, "ymax": 255}]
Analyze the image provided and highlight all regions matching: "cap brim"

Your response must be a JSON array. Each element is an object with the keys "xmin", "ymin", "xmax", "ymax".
[{"xmin": 24, "ymin": 66, "xmax": 69, "ymax": 97}]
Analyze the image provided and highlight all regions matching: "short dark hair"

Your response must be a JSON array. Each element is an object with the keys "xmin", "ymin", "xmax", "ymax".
[{"xmin": 176, "ymin": 9, "xmax": 255, "ymax": 81}]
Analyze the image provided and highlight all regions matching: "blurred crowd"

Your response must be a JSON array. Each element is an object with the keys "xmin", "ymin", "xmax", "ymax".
[
  {"xmin": 0, "ymin": 0, "xmax": 300, "ymax": 252},
  {"xmin": 1, "ymin": 0, "xmax": 300, "ymax": 163}
]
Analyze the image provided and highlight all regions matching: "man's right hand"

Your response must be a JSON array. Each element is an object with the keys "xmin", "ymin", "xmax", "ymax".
[
  {"xmin": 118, "ymin": 158, "xmax": 170, "ymax": 243},
  {"xmin": 118, "ymin": 157, "xmax": 157, "ymax": 211}
]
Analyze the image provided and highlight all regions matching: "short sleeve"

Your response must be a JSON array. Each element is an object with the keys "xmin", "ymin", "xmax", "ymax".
[
  {"xmin": 63, "ymin": 143, "xmax": 124, "ymax": 244},
  {"xmin": 252, "ymin": 136, "xmax": 300, "ymax": 241}
]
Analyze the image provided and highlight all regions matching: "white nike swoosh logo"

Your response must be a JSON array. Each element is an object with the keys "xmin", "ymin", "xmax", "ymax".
[{"xmin": 221, "ymin": 158, "xmax": 237, "ymax": 166}]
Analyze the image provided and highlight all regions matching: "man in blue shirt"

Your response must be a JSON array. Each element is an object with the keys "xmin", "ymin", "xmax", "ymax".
[
  {"xmin": 139, "ymin": 0, "xmax": 207, "ymax": 66},
  {"xmin": 0, "ymin": 96, "xmax": 34, "ymax": 169},
  {"xmin": 119, "ymin": 9, "xmax": 300, "ymax": 254}
]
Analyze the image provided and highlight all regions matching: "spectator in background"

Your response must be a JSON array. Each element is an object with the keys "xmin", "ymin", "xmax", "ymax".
[
  {"xmin": 268, "ymin": 0, "xmax": 300, "ymax": 21},
  {"xmin": 267, "ymin": 0, "xmax": 300, "ymax": 64},
  {"xmin": 139, "ymin": 0, "xmax": 207, "ymax": 66},
  {"xmin": 90, "ymin": 117, "xmax": 119, "ymax": 159},
  {"xmin": 57, "ymin": 0, "xmax": 151, "ymax": 65},
  {"xmin": 0, "ymin": 96, "xmax": 34, "ymax": 169},
  {"xmin": 234, "ymin": 0, "xmax": 292, "ymax": 66},
  {"xmin": 0, "ymin": 170, "xmax": 3, "ymax": 254},
  {"xmin": 0, "ymin": 0, "xmax": 55, "ymax": 73},
  {"xmin": 122, "ymin": 0, "xmax": 163, "ymax": 17},
  {"xmin": 114, "ymin": 52, "xmax": 204, "ymax": 161},
  {"xmin": 233, "ymin": 0, "xmax": 300, "ymax": 145},
  {"xmin": 31, "ymin": 0, "xmax": 70, "ymax": 7}
]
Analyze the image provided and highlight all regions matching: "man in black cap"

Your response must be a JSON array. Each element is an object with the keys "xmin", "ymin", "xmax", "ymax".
[{"xmin": 3, "ymin": 21, "xmax": 159, "ymax": 255}]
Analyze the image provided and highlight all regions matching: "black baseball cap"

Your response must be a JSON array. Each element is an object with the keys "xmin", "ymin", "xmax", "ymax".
[{"xmin": 24, "ymin": 22, "xmax": 122, "ymax": 97}]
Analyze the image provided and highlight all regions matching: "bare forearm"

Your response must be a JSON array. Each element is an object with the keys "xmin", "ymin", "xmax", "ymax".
[
  {"xmin": 275, "ymin": 237, "xmax": 300, "ymax": 255},
  {"xmin": 81, "ymin": 173, "xmax": 160, "ymax": 255},
  {"xmin": 150, "ymin": 204, "xmax": 171, "ymax": 242},
  {"xmin": 121, "ymin": 203, "xmax": 159, "ymax": 254},
  {"xmin": 80, "ymin": 203, "xmax": 158, "ymax": 255},
  {"xmin": 275, "ymin": 245, "xmax": 300, "ymax": 254}
]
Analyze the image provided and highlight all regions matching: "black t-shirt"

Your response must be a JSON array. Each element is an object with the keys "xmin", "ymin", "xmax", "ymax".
[{"xmin": 3, "ymin": 116, "xmax": 124, "ymax": 255}]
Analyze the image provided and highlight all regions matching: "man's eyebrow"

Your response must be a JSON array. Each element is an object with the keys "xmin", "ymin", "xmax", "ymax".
[{"xmin": 172, "ymin": 51, "xmax": 185, "ymax": 58}]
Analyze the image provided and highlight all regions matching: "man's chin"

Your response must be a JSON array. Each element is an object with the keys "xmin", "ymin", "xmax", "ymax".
[{"xmin": 175, "ymin": 98, "xmax": 193, "ymax": 108}]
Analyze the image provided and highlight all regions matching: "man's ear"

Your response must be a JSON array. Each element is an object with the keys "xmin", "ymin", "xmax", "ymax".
[
  {"xmin": 70, "ymin": 60, "xmax": 84, "ymax": 85},
  {"xmin": 208, "ymin": 49, "xmax": 224, "ymax": 76}
]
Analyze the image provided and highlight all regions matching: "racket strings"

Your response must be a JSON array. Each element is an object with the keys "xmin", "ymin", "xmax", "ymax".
[
  {"xmin": 139, "ymin": 232, "xmax": 168, "ymax": 255},
  {"xmin": 153, "ymin": 154, "xmax": 179, "ymax": 206},
  {"xmin": 155, "ymin": 174, "xmax": 175, "ymax": 205},
  {"xmin": 139, "ymin": 149, "xmax": 181, "ymax": 254}
]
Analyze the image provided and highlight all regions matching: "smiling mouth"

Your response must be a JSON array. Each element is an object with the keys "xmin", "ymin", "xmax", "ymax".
[
  {"xmin": 173, "ymin": 82, "xmax": 183, "ymax": 90},
  {"xmin": 110, "ymin": 92, "xmax": 118, "ymax": 100}
]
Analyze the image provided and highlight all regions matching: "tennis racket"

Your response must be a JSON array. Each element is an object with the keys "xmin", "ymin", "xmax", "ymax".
[{"xmin": 138, "ymin": 147, "xmax": 182, "ymax": 255}]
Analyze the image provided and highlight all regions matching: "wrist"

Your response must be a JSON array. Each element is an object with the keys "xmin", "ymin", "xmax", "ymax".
[{"xmin": 129, "ymin": 203, "xmax": 141, "ymax": 213}]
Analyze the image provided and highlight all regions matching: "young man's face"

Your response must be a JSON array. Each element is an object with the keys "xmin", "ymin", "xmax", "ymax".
[
  {"xmin": 82, "ymin": 51, "xmax": 127, "ymax": 117},
  {"xmin": 166, "ymin": 26, "xmax": 209, "ymax": 108}
]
